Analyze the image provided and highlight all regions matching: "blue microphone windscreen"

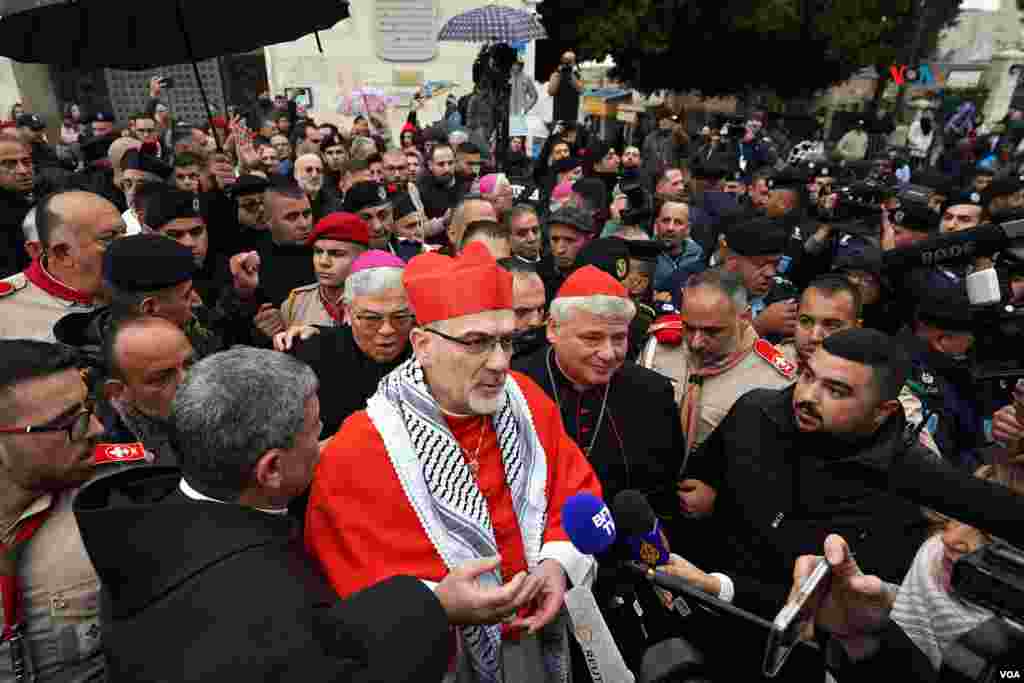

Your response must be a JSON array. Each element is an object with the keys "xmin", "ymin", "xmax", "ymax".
[{"xmin": 562, "ymin": 493, "xmax": 616, "ymax": 555}]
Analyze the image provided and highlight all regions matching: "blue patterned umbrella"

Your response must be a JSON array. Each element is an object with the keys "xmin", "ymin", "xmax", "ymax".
[{"xmin": 438, "ymin": 4, "xmax": 547, "ymax": 44}]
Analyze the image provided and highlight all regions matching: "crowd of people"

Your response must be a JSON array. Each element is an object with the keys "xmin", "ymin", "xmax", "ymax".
[{"xmin": 1, "ymin": 58, "xmax": 1024, "ymax": 683}]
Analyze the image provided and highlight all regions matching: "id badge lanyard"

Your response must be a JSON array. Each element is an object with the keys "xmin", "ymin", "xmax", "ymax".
[{"xmin": 1, "ymin": 501, "xmax": 54, "ymax": 682}]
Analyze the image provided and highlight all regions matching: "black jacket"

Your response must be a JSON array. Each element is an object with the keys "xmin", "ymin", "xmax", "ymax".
[
  {"xmin": 0, "ymin": 187, "xmax": 34, "ymax": 278},
  {"xmin": 291, "ymin": 324, "xmax": 410, "ymax": 439},
  {"xmin": 684, "ymin": 385, "xmax": 931, "ymax": 619},
  {"xmin": 513, "ymin": 347, "xmax": 683, "ymax": 522},
  {"xmin": 257, "ymin": 240, "xmax": 316, "ymax": 306},
  {"xmin": 416, "ymin": 175, "xmax": 463, "ymax": 220},
  {"xmin": 73, "ymin": 466, "xmax": 452, "ymax": 683}
]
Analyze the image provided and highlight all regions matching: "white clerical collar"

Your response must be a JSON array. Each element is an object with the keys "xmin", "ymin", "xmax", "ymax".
[{"xmin": 178, "ymin": 478, "xmax": 289, "ymax": 516}]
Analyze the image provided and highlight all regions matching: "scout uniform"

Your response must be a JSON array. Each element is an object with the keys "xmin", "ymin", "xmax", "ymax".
[
  {"xmin": 1, "ymin": 442, "xmax": 147, "ymax": 681},
  {"xmin": 0, "ymin": 260, "xmax": 96, "ymax": 342},
  {"xmin": 281, "ymin": 212, "xmax": 372, "ymax": 329}
]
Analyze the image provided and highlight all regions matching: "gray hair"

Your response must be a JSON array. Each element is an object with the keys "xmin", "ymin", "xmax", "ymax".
[
  {"xmin": 448, "ymin": 130, "xmax": 470, "ymax": 147},
  {"xmin": 550, "ymin": 294, "xmax": 636, "ymax": 324},
  {"xmin": 22, "ymin": 207, "xmax": 38, "ymax": 242},
  {"xmin": 172, "ymin": 347, "xmax": 318, "ymax": 500},
  {"xmin": 683, "ymin": 267, "xmax": 748, "ymax": 311},
  {"xmin": 342, "ymin": 266, "xmax": 405, "ymax": 305}
]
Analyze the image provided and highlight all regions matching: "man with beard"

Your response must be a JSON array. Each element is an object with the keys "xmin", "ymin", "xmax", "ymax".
[
  {"xmin": 0, "ymin": 135, "xmax": 39, "ymax": 277},
  {"xmin": 620, "ymin": 146, "xmax": 642, "ymax": 180},
  {"xmin": 498, "ymin": 257, "xmax": 547, "ymax": 358},
  {"xmin": 307, "ymin": 243, "xmax": 604, "ymax": 682},
  {"xmin": 343, "ymin": 181, "xmax": 396, "ymax": 253},
  {"xmin": 416, "ymin": 143, "xmax": 461, "ymax": 243},
  {"xmin": 281, "ymin": 213, "xmax": 369, "ymax": 328},
  {"xmin": 508, "ymin": 204, "xmax": 542, "ymax": 264},
  {"xmin": 294, "ymin": 153, "xmax": 330, "ymax": 222},
  {"xmin": 283, "ymin": 250, "xmax": 413, "ymax": 439},
  {"xmin": 224, "ymin": 174, "xmax": 272, "ymax": 254},
  {"xmin": 119, "ymin": 147, "xmax": 172, "ymax": 236},
  {"xmin": 100, "ymin": 315, "xmax": 193, "ymax": 464},
  {"xmin": 0, "ymin": 340, "xmax": 133, "ymax": 683},
  {"xmin": 538, "ymin": 206, "xmax": 594, "ymax": 302},
  {"xmin": 669, "ymin": 329, "xmax": 930, "ymax": 680},
  {"xmin": 641, "ymin": 268, "xmax": 794, "ymax": 453},
  {"xmin": 652, "ymin": 198, "xmax": 704, "ymax": 295}
]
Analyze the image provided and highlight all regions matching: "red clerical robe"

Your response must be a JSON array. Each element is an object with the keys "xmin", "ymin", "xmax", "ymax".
[{"xmin": 305, "ymin": 371, "xmax": 603, "ymax": 600}]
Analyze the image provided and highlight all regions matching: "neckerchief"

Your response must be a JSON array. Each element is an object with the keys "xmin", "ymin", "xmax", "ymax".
[
  {"xmin": 317, "ymin": 286, "xmax": 343, "ymax": 324},
  {"xmin": 366, "ymin": 359, "xmax": 566, "ymax": 683},
  {"xmin": 23, "ymin": 259, "xmax": 92, "ymax": 305},
  {"xmin": 682, "ymin": 323, "xmax": 758, "ymax": 454}
]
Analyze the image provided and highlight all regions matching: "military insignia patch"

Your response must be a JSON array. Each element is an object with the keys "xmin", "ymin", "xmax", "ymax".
[
  {"xmin": 94, "ymin": 442, "xmax": 149, "ymax": 465},
  {"xmin": 615, "ymin": 257, "xmax": 628, "ymax": 279},
  {"xmin": 754, "ymin": 338, "xmax": 797, "ymax": 380},
  {"xmin": 378, "ymin": 186, "xmax": 387, "ymax": 201}
]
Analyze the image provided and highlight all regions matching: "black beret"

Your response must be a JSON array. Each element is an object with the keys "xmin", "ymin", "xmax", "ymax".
[
  {"xmin": 80, "ymin": 134, "xmax": 116, "ymax": 164},
  {"xmin": 618, "ymin": 236, "xmax": 664, "ymax": 263},
  {"xmin": 725, "ymin": 217, "xmax": 789, "ymax": 257},
  {"xmin": 227, "ymin": 174, "xmax": 270, "ymax": 198},
  {"xmin": 573, "ymin": 237, "xmax": 631, "ymax": 281},
  {"xmin": 584, "ymin": 139, "xmax": 612, "ymax": 169},
  {"xmin": 145, "ymin": 188, "xmax": 205, "ymax": 230},
  {"xmin": 692, "ymin": 160, "xmax": 729, "ymax": 180},
  {"xmin": 915, "ymin": 287, "xmax": 974, "ymax": 332},
  {"xmin": 102, "ymin": 234, "xmax": 195, "ymax": 292},
  {"xmin": 821, "ymin": 328, "xmax": 910, "ymax": 388},
  {"xmin": 342, "ymin": 182, "xmax": 390, "ymax": 213},
  {"xmin": 547, "ymin": 206, "xmax": 595, "ymax": 235},
  {"xmin": 832, "ymin": 236, "xmax": 883, "ymax": 276},
  {"xmin": 944, "ymin": 189, "xmax": 985, "ymax": 210},
  {"xmin": 767, "ymin": 167, "xmax": 807, "ymax": 190},
  {"xmin": 914, "ymin": 171, "xmax": 957, "ymax": 197},
  {"xmin": 891, "ymin": 203, "xmax": 939, "ymax": 234},
  {"xmin": 392, "ymin": 192, "xmax": 418, "ymax": 220},
  {"xmin": 120, "ymin": 149, "xmax": 172, "ymax": 179},
  {"xmin": 552, "ymin": 157, "xmax": 583, "ymax": 175}
]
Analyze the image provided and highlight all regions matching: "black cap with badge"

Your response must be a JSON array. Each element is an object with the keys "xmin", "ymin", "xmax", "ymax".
[
  {"xmin": 227, "ymin": 174, "xmax": 270, "ymax": 198},
  {"xmin": 725, "ymin": 217, "xmax": 790, "ymax": 257},
  {"xmin": 145, "ymin": 188, "xmax": 206, "ymax": 231},
  {"xmin": 766, "ymin": 167, "xmax": 807, "ymax": 191},
  {"xmin": 573, "ymin": 237, "xmax": 632, "ymax": 282},
  {"xmin": 891, "ymin": 203, "xmax": 939, "ymax": 234},
  {"xmin": 342, "ymin": 181, "xmax": 391, "ymax": 213},
  {"xmin": 16, "ymin": 114, "xmax": 45, "ymax": 130},
  {"xmin": 102, "ymin": 234, "xmax": 195, "ymax": 292}
]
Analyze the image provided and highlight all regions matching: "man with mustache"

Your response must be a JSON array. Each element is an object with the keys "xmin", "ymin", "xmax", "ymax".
[
  {"xmin": 294, "ymin": 153, "xmax": 329, "ymax": 222},
  {"xmin": 668, "ymin": 328, "xmax": 932, "ymax": 680},
  {"xmin": 343, "ymin": 181, "xmax": 395, "ymax": 253},
  {"xmin": 306, "ymin": 243, "xmax": 606, "ymax": 682},
  {"xmin": 641, "ymin": 268, "xmax": 795, "ymax": 456},
  {"xmin": 497, "ymin": 257, "xmax": 547, "ymax": 359},
  {"xmin": 0, "ymin": 340, "xmax": 148, "ymax": 681}
]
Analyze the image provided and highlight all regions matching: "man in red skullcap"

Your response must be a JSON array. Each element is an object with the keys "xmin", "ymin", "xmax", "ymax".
[
  {"xmin": 281, "ymin": 212, "xmax": 370, "ymax": 328},
  {"xmin": 512, "ymin": 265, "xmax": 685, "ymax": 671},
  {"xmin": 306, "ymin": 242, "xmax": 605, "ymax": 682}
]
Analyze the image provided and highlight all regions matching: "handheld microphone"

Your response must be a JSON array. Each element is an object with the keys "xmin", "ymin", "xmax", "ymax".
[
  {"xmin": 612, "ymin": 490, "xmax": 671, "ymax": 567},
  {"xmin": 561, "ymin": 492, "xmax": 617, "ymax": 556}
]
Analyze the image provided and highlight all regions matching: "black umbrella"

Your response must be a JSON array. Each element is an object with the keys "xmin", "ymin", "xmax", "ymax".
[{"xmin": 0, "ymin": 0, "xmax": 350, "ymax": 145}]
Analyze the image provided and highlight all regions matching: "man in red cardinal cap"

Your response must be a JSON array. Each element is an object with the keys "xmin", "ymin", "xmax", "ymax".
[{"xmin": 306, "ymin": 242, "xmax": 607, "ymax": 682}]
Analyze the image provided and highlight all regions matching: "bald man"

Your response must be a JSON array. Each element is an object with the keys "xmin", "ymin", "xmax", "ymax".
[
  {"xmin": 0, "ymin": 190, "xmax": 126, "ymax": 340},
  {"xmin": 445, "ymin": 197, "xmax": 498, "ymax": 255},
  {"xmin": 102, "ymin": 315, "xmax": 194, "ymax": 464},
  {"xmin": 294, "ymin": 153, "xmax": 330, "ymax": 221}
]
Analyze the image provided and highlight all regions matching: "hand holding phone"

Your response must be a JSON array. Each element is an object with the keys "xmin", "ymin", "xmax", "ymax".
[{"xmin": 763, "ymin": 558, "xmax": 829, "ymax": 677}]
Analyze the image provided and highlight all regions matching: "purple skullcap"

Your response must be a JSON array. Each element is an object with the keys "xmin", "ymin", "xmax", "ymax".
[{"xmin": 349, "ymin": 250, "xmax": 406, "ymax": 275}]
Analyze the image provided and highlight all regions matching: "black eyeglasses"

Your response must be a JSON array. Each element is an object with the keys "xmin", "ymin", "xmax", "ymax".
[
  {"xmin": 0, "ymin": 399, "xmax": 95, "ymax": 442},
  {"xmin": 424, "ymin": 328, "xmax": 519, "ymax": 356}
]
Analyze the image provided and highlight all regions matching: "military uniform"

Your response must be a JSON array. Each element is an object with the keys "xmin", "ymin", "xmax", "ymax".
[
  {"xmin": 0, "ymin": 444, "xmax": 147, "ymax": 682},
  {"xmin": 280, "ymin": 283, "xmax": 341, "ymax": 328},
  {"xmin": 0, "ymin": 266, "xmax": 95, "ymax": 341},
  {"xmin": 641, "ymin": 329, "xmax": 795, "ymax": 452}
]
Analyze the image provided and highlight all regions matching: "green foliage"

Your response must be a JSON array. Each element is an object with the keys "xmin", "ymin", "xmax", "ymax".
[{"xmin": 540, "ymin": 0, "xmax": 963, "ymax": 97}]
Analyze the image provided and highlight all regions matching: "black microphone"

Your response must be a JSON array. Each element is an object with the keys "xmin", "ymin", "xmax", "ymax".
[
  {"xmin": 882, "ymin": 218, "xmax": 1024, "ymax": 271},
  {"xmin": 867, "ymin": 449, "xmax": 1024, "ymax": 548}
]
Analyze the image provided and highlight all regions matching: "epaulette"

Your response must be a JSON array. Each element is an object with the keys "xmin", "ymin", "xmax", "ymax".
[
  {"xmin": 0, "ymin": 273, "xmax": 27, "ymax": 298},
  {"xmin": 754, "ymin": 338, "xmax": 797, "ymax": 380},
  {"xmin": 93, "ymin": 442, "xmax": 150, "ymax": 466}
]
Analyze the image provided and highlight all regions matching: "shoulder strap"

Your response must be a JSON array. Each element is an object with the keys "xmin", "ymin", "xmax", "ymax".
[{"xmin": 753, "ymin": 338, "xmax": 797, "ymax": 380}]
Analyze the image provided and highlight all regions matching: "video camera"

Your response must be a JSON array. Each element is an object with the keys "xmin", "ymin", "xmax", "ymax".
[
  {"xmin": 620, "ymin": 179, "xmax": 653, "ymax": 227},
  {"xmin": 819, "ymin": 180, "xmax": 890, "ymax": 224}
]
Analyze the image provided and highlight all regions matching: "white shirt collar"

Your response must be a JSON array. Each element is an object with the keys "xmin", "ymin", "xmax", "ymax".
[{"xmin": 178, "ymin": 478, "xmax": 289, "ymax": 516}]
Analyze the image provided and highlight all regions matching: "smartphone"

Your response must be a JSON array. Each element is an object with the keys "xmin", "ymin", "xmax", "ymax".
[
  {"xmin": 762, "ymin": 558, "xmax": 829, "ymax": 677},
  {"xmin": 160, "ymin": 77, "xmax": 176, "ymax": 89}
]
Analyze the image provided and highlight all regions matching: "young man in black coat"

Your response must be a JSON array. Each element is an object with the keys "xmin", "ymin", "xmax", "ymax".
[
  {"xmin": 669, "ymin": 328, "xmax": 931, "ymax": 680},
  {"xmin": 74, "ymin": 347, "xmax": 546, "ymax": 682}
]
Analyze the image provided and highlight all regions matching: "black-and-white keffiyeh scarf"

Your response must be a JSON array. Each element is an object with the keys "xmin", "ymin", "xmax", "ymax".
[{"xmin": 366, "ymin": 358, "xmax": 567, "ymax": 683}]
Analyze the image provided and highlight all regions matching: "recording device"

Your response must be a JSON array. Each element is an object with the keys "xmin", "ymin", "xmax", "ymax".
[
  {"xmin": 159, "ymin": 76, "xmax": 175, "ymax": 89},
  {"xmin": 762, "ymin": 558, "xmax": 829, "ymax": 678},
  {"xmin": 613, "ymin": 490, "xmax": 671, "ymax": 567},
  {"xmin": 620, "ymin": 180, "xmax": 653, "ymax": 227},
  {"xmin": 952, "ymin": 542, "xmax": 1024, "ymax": 625},
  {"xmin": 819, "ymin": 181, "xmax": 888, "ymax": 223}
]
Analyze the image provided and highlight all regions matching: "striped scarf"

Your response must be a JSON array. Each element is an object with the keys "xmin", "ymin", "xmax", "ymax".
[{"xmin": 366, "ymin": 358, "xmax": 567, "ymax": 683}]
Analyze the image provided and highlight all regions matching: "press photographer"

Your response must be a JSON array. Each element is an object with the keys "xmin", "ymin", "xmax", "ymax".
[{"xmin": 547, "ymin": 51, "xmax": 582, "ymax": 126}]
